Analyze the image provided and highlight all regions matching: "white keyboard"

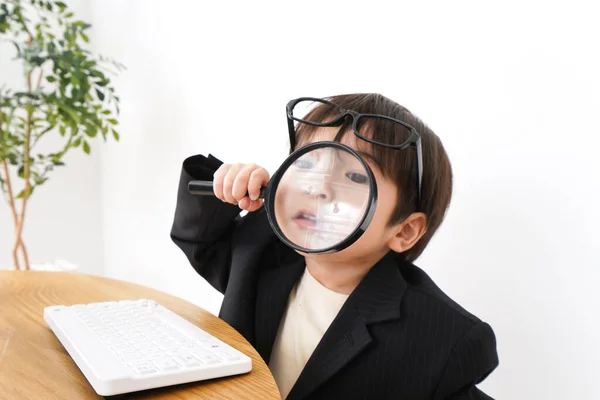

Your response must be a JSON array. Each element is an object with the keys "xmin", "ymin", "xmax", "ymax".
[{"xmin": 43, "ymin": 299, "xmax": 252, "ymax": 396}]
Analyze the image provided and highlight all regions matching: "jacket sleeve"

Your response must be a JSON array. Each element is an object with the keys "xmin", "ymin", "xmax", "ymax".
[
  {"xmin": 433, "ymin": 321, "xmax": 499, "ymax": 400},
  {"xmin": 170, "ymin": 153, "xmax": 242, "ymax": 294}
]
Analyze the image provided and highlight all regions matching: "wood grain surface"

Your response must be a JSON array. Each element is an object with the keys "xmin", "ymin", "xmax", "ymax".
[{"xmin": 0, "ymin": 271, "xmax": 281, "ymax": 399}]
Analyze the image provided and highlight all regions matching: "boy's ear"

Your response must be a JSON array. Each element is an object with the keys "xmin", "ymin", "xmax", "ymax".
[{"xmin": 387, "ymin": 212, "xmax": 428, "ymax": 254}]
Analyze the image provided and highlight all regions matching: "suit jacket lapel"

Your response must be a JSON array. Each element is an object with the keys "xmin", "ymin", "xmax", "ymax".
[
  {"xmin": 254, "ymin": 248, "xmax": 305, "ymax": 363},
  {"xmin": 287, "ymin": 253, "xmax": 408, "ymax": 400}
]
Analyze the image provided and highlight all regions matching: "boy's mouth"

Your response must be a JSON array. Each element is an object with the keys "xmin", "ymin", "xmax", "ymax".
[{"xmin": 292, "ymin": 210, "xmax": 316, "ymax": 228}]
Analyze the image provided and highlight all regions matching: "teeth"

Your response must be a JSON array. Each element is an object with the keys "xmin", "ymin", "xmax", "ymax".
[{"xmin": 299, "ymin": 213, "xmax": 316, "ymax": 221}]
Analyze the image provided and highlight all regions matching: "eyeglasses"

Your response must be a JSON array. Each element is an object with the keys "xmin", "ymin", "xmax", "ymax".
[{"xmin": 286, "ymin": 97, "xmax": 423, "ymax": 205}]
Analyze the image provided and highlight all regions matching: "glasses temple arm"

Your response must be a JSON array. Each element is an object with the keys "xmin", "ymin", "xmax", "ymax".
[
  {"xmin": 416, "ymin": 137, "xmax": 423, "ymax": 204},
  {"xmin": 287, "ymin": 112, "xmax": 297, "ymax": 154}
]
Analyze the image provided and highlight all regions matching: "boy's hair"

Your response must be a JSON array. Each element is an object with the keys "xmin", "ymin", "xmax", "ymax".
[{"xmin": 293, "ymin": 93, "xmax": 453, "ymax": 262}]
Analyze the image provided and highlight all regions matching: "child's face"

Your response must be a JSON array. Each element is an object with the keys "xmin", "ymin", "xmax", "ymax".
[{"xmin": 275, "ymin": 127, "xmax": 405, "ymax": 264}]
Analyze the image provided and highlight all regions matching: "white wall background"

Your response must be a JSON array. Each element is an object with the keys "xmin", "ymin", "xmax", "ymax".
[{"xmin": 2, "ymin": 0, "xmax": 599, "ymax": 398}]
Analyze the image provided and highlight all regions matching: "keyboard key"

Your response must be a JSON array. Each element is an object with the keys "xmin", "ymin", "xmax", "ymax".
[
  {"xmin": 189, "ymin": 347, "xmax": 212, "ymax": 357},
  {"xmin": 197, "ymin": 338, "xmax": 218, "ymax": 346},
  {"xmin": 162, "ymin": 345, "xmax": 184, "ymax": 354},
  {"xmin": 219, "ymin": 351, "xmax": 241, "ymax": 361},
  {"xmin": 142, "ymin": 331, "xmax": 164, "ymax": 339},
  {"xmin": 101, "ymin": 333, "xmax": 121, "ymax": 341},
  {"xmin": 110, "ymin": 343, "xmax": 130, "ymax": 351},
  {"xmin": 197, "ymin": 354, "xmax": 221, "ymax": 364},
  {"xmin": 173, "ymin": 354, "xmax": 201, "ymax": 368},
  {"xmin": 116, "ymin": 348, "xmax": 139, "ymax": 356},
  {"xmin": 127, "ymin": 359, "xmax": 152, "ymax": 367},
  {"xmin": 93, "ymin": 328, "xmax": 113, "ymax": 335},
  {"xmin": 142, "ymin": 349, "xmax": 166, "ymax": 358},
  {"xmin": 124, "ymin": 333, "xmax": 143, "ymax": 341},
  {"xmin": 153, "ymin": 338, "xmax": 174, "ymax": 346},
  {"xmin": 105, "ymin": 337, "xmax": 127, "ymax": 345},
  {"xmin": 132, "ymin": 364, "xmax": 157, "ymax": 375},
  {"xmin": 180, "ymin": 342, "xmax": 199, "ymax": 350},
  {"xmin": 147, "ymin": 352, "xmax": 169, "ymax": 361},
  {"xmin": 152, "ymin": 359, "xmax": 180, "ymax": 371},
  {"xmin": 121, "ymin": 353, "xmax": 145, "ymax": 362},
  {"xmin": 134, "ymin": 342, "xmax": 155, "ymax": 350}
]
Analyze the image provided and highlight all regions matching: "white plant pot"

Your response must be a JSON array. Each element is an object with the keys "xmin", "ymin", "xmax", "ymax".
[{"xmin": 30, "ymin": 258, "xmax": 79, "ymax": 272}]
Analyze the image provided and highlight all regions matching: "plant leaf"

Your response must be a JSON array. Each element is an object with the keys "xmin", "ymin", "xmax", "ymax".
[{"xmin": 83, "ymin": 141, "xmax": 90, "ymax": 154}]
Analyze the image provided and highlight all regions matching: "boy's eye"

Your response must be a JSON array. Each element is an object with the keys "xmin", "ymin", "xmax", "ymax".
[
  {"xmin": 346, "ymin": 172, "xmax": 368, "ymax": 184},
  {"xmin": 293, "ymin": 159, "xmax": 315, "ymax": 169}
]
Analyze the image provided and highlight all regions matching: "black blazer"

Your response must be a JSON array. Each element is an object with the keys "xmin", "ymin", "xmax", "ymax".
[{"xmin": 170, "ymin": 154, "xmax": 499, "ymax": 400}]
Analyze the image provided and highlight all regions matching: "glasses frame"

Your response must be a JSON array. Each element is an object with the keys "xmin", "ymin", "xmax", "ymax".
[{"xmin": 286, "ymin": 97, "xmax": 423, "ymax": 205}]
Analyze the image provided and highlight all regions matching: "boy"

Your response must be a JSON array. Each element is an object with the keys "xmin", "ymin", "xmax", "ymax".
[{"xmin": 170, "ymin": 93, "xmax": 499, "ymax": 399}]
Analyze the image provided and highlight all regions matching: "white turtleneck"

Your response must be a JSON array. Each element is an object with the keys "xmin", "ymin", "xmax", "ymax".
[{"xmin": 268, "ymin": 267, "xmax": 349, "ymax": 399}]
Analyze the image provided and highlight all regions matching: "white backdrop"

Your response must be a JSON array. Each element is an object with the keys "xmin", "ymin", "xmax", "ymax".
[{"xmin": 4, "ymin": 0, "xmax": 598, "ymax": 398}]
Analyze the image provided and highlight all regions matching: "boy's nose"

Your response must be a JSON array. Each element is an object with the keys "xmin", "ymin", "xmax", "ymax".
[{"xmin": 306, "ymin": 181, "xmax": 334, "ymax": 202}]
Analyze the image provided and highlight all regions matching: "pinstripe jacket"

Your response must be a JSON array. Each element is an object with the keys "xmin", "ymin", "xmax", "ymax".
[{"xmin": 170, "ymin": 154, "xmax": 499, "ymax": 399}]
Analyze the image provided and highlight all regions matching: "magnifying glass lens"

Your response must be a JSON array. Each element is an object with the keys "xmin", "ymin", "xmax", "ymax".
[{"xmin": 273, "ymin": 146, "xmax": 372, "ymax": 252}]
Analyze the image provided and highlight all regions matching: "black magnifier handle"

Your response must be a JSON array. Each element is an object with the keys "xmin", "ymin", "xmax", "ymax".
[{"xmin": 188, "ymin": 180, "xmax": 267, "ymax": 199}]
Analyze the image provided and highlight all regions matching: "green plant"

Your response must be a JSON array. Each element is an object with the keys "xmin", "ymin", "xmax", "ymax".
[{"xmin": 0, "ymin": 0, "xmax": 123, "ymax": 270}]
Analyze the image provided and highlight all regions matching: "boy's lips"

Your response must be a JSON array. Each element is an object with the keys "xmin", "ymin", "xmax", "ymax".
[{"xmin": 292, "ymin": 209, "xmax": 316, "ymax": 228}]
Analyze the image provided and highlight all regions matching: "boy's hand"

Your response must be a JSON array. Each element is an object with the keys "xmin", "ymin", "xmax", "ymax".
[{"xmin": 213, "ymin": 163, "xmax": 270, "ymax": 212}]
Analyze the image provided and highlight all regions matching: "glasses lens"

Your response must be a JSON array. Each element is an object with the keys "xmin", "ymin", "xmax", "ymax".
[
  {"xmin": 355, "ymin": 115, "xmax": 415, "ymax": 147},
  {"xmin": 273, "ymin": 145, "xmax": 371, "ymax": 252},
  {"xmin": 291, "ymin": 99, "xmax": 342, "ymax": 125}
]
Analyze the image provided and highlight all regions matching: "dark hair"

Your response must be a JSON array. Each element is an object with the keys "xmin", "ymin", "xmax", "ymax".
[{"xmin": 293, "ymin": 93, "xmax": 453, "ymax": 262}]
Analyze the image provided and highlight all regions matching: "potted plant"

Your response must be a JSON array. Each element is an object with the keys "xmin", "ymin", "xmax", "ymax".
[{"xmin": 0, "ymin": 0, "xmax": 123, "ymax": 270}]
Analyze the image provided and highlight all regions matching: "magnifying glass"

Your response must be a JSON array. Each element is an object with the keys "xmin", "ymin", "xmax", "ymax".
[{"xmin": 188, "ymin": 141, "xmax": 378, "ymax": 253}]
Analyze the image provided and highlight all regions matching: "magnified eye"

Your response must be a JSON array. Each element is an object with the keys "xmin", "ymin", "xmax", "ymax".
[
  {"xmin": 294, "ymin": 159, "xmax": 315, "ymax": 169},
  {"xmin": 346, "ymin": 172, "xmax": 368, "ymax": 184}
]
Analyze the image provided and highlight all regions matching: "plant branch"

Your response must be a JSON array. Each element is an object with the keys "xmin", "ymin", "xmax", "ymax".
[
  {"xmin": 1, "ymin": 160, "xmax": 21, "ymax": 271},
  {"xmin": 12, "ymin": 34, "xmax": 34, "ymax": 271},
  {"xmin": 36, "ymin": 68, "xmax": 43, "ymax": 91}
]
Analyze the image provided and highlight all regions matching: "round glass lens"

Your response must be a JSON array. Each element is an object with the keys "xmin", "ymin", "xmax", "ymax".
[{"xmin": 273, "ymin": 145, "xmax": 372, "ymax": 252}]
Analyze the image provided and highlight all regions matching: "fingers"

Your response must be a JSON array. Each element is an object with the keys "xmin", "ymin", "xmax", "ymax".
[
  {"xmin": 247, "ymin": 167, "xmax": 270, "ymax": 201},
  {"xmin": 213, "ymin": 164, "xmax": 230, "ymax": 202},
  {"xmin": 213, "ymin": 163, "xmax": 269, "ymax": 210},
  {"xmin": 222, "ymin": 164, "xmax": 244, "ymax": 204},
  {"xmin": 231, "ymin": 164, "xmax": 257, "ymax": 202},
  {"xmin": 244, "ymin": 199, "xmax": 264, "ymax": 212}
]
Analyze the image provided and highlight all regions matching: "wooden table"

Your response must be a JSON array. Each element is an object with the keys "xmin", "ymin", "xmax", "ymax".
[{"xmin": 0, "ymin": 271, "xmax": 281, "ymax": 399}]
